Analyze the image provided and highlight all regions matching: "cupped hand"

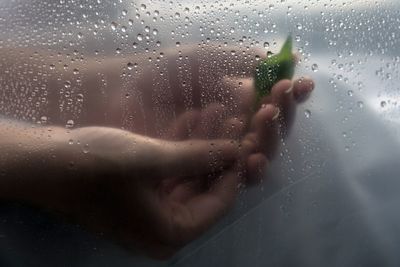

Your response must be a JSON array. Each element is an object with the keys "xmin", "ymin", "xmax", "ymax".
[{"xmin": 48, "ymin": 76, "xmax": 312, "ymax": 259}]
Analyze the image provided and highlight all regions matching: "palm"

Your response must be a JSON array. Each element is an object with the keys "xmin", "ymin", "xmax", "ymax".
[{"xmin": 81, "ymin": 45, "xmax": 261, "ymax": 139}]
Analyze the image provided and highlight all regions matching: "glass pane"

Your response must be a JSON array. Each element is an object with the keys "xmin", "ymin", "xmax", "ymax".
[{"xmin": 0, "ymin": 0, "xmax": 399, "ymax": 266}]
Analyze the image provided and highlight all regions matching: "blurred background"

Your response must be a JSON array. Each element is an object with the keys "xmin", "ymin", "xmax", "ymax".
[{"xmin": 0, "ymin": 0, "xmax": 400, "ymax": 266}]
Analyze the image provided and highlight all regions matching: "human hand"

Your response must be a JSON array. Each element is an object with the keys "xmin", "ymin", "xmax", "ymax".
[{"xmin": 53, "ymin": 76, "xmax": 312, "ymax": 258}]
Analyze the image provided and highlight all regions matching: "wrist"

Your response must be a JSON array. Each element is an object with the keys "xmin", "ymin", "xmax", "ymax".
[{"xmin": 0, "ymin": 125, "xmax": 93, "ymax": 205}]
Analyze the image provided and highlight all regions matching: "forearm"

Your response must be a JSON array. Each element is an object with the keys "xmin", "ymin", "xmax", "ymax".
[
  {"xmin": 0, "ymin": 120, "xmax": 155, "ymax": 214},
  {"xmin": 0, "ymin": 119, "xmax": 90, "ymax": 207}
]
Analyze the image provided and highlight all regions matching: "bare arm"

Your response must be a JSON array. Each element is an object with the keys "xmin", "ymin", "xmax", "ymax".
[{"xmin": 0, "ymin": 118, "xmax": 90, "ymax": 210}]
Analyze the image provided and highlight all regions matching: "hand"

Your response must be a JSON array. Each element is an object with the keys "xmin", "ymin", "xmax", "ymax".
[{"xmin": 40, "ymin": 76, "xmax": 312, "ymax": 259}]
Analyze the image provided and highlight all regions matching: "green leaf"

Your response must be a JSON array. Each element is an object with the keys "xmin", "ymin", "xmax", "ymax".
[{"xmin": 254, "ymin": 35, "xmax": 295, "ymax": 104}]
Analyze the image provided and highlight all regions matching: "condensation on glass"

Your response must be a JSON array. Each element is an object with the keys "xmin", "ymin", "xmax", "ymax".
[{"xmin": 0, "ymin": 0, "xmax": 399, "ymax": 266}]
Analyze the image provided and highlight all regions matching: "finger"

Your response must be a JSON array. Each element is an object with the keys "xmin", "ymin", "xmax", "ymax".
[
  {"xmin": 249, "ymin": 104, "xmax": 280, "ymax": 159},
  {"xmin": 169, "ymin": 168, "xmax": 241, "ymax": 245},
  {"xmin": 220, "ymin": 116, "xmax": 247, "ymax": 140},
  {"xmin": 165, "ymin": 179, "xmax": 203, "ymax": 203},
  {"xmin": 268, "ymin": 79, "xmax": 296, "ymax": 137},
  {"xmin": 192, "ymin": 103, "xmax": 227, "ymax": 139},
  {"xmin": 160, "ymin": 139, "xmax": 239, "ymax": 178},
  {"xmin": 259, "ymin": 78, "xmax": 314, "ymax": 137},
  {"xmin": 259, "ymin": 79, "xmax": 292, "ymax": 105},
  {"xmin": 293, "ymin": 76, "xmax": 314, "ymax": 102},
  {"xmin": 246, "ymin": 153, "xmax": 268, "ymax": 185},
  {"xmin": 167, "ymin": 109, "xmax": 201, "ymax": 140},
  {"xmin": 161, "ymin": 128, "xmax": 243, "ymax": 202}
]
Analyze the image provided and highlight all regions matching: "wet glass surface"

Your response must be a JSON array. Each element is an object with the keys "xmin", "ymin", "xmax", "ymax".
[{"xmin": 0, "ymin": 0, "xmax": 399, "ymax": 266}]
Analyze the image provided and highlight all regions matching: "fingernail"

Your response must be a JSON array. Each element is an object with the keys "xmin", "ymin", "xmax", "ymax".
[
  {"xmin": 272, "ymin": 107, "xmax": 280, "ymax": 120},
  {"xmin": 284, "ymin": 85, "xmax": 293, "ymax": 94}
]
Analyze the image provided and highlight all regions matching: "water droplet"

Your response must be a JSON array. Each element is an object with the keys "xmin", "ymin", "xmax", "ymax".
[
  {"xmin": 357, "ymin": 101, "xmax": 364, "ymax": 108},
  {"xmin": 263, "ymin": 42, "xmax": 269, "ymax": 49},
  {"xmin": 77, "ymin": 32, "xmax": 83, "ymax": 39},
  {"xmin": 66, "ymin": 119, "xmax": 74, "ymax": 129},
  {"xmin": 311, "ymin": 63, "xmax": 319, "ymax": 72},
  {"xmin": 127, "ymin": 62, "xmax": 134, "ymax": 70},
  {"xmin": 76, "ymin": 94, "xmax": 84, "ymax": 102},
  {"xmin": 137, "ymin": 34, "xmax": 143, "ymax": 41},
  {"xmin": 83, "ymin": 144, "xmax": 90, "ymax": 154},
  {"xmin": 68, "ymin": 139, "xmax": 74, "ymax": 145},
  {"xmin": 40, "ymin": 116, "xmax": 48, "ymax": 124},
  {"xmin": 381, "ymin": 101, "xmax": 387, "ymax": 108},
  {"xmin": 304, "ymin": 109, "xmax": 311, "ymax": 118},
  {"xmin": 111, "ymin": 22, "xmax": 117, "ymax": 31}
]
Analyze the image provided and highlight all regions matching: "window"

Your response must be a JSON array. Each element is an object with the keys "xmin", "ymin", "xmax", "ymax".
[{"xmin": 0, "ymin": 0, "xmax": 399, "ymax": 266}]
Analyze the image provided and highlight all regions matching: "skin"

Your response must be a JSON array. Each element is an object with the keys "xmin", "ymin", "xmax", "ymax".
[{"xmin": 0, "ymin": 44, "xmax": 314, "ymax": 259}]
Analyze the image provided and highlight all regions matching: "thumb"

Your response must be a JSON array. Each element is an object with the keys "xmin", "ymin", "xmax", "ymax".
[{"xmin": 159, "ymin": 139, "xmax": 239, "ymax": 178}]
